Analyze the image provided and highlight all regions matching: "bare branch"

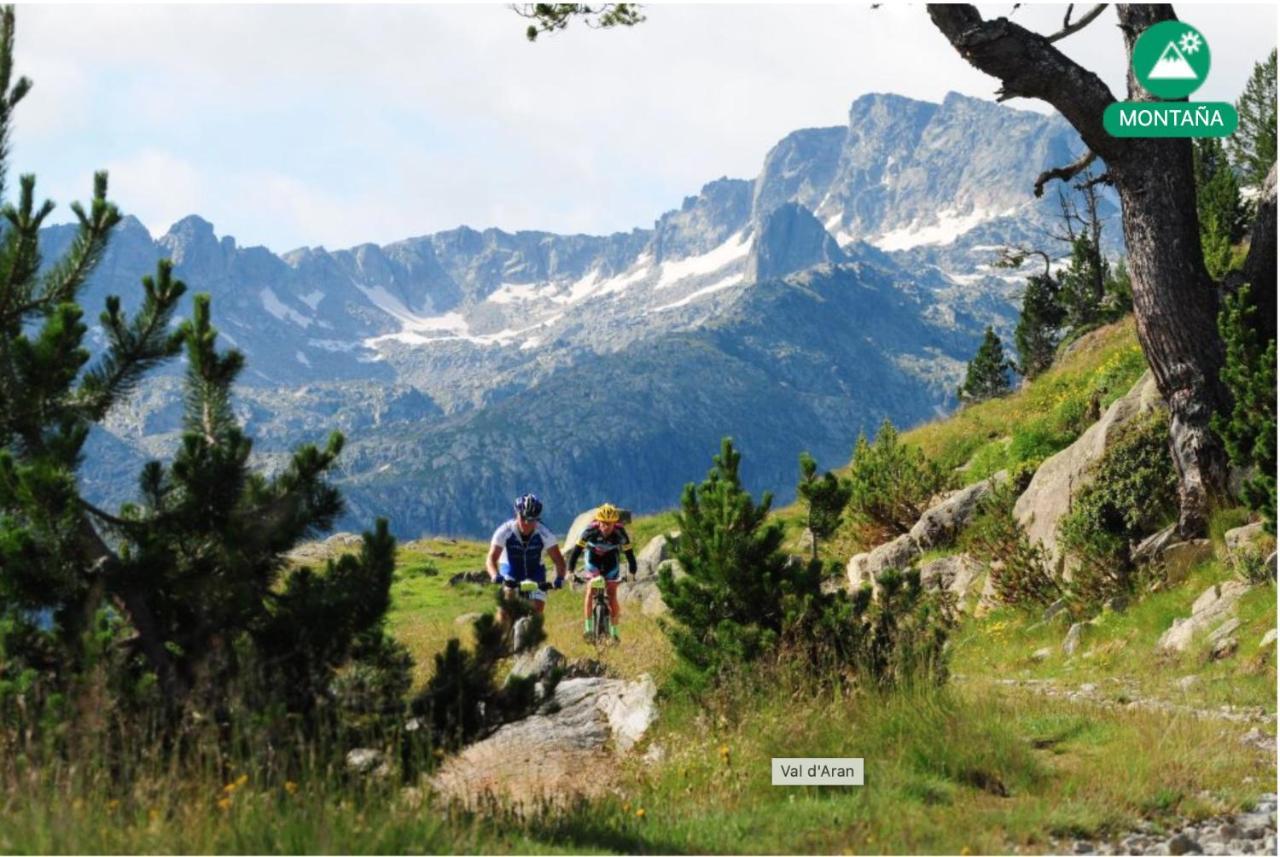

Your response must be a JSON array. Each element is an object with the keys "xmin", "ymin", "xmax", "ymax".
[
  {"xmin": 1048, "ymin": 4, "xmax": 1108, "ymax": 43},
  {"xmin": 1034, "ymin": 150, "xmax": 1097, "ymax": 198},
  {"xmin": 926, "ymin": 5, "xmax": 1123, "ymax": 162}
]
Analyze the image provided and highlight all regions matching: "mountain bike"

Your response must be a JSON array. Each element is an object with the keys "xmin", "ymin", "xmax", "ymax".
[{"xmin": 586, "ymin": 575, "xmax": 616, "ymax": 646}]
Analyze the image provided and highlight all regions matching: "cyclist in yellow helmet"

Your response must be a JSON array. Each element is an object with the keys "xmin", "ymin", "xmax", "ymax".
[{"xmin": 566, "ymin": 503, "xmax": 636, "ymax": 640}]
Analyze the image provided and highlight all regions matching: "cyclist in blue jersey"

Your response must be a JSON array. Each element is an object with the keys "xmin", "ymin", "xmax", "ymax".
[
  {"xmin": 566, "ymin": 503, "xmax": 636, "ymax": 640},
  {"xmin": 486, "ymin": 493, "xmax": 566, "ymax": 623}
]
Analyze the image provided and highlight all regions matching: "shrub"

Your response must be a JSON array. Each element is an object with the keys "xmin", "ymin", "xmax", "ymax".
[
  {"xmin": 1057, "ymin": 410, "xmax": 1178, "ymax": 606},
  {"xmin": 961, "ymin": 478, "xmax": 1061, "ymax": 608},
  {"xmin": 1213, "ymin": 283, "xmax": 1277, "ymax": 533},
  {"xmin": 848, "ymin": 420, "xmax": 951, "ymax": 538}
]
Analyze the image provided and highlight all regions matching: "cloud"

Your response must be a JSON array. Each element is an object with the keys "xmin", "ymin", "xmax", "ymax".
[{"xmin": 10, "ymin": 4, "xmax": 1276, "ymax": 251}]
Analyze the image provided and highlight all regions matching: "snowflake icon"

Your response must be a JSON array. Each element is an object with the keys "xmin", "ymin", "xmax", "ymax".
[{"xmin": 1179, "ymin": 30, "xmax": 1203, "ymax": 54}]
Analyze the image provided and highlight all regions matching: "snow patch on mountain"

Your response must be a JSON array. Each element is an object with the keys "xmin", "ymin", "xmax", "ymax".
[
  {"xmin": 651, "ymin": 274, "xmax": 744, "ymax": 313},
  {"xmin": 259, "ymin": 288, "xmax": 313, "ymax": 329},
  {"xmin": 873, "ymin": 207, "xmax": 1005, "ymax": 252},
  {"xmin": 655, "ymin": 231, "xmax": 750, "ymax": 290}
]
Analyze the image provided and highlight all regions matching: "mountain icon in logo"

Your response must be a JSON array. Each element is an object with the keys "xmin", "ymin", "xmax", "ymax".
[{"xmin": 1148, "ymin": 41, "xmax": 1199, "ymax": 80}]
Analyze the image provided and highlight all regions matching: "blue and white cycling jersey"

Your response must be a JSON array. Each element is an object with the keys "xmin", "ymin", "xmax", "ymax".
[{"xmin": 490, "ymin": 519, "xmax": 558, "ymax": 583}]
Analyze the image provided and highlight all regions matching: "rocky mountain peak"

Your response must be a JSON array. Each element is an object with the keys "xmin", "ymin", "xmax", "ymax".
[{"xmin": 746, "ymin": 203, "xmax": 846, "ymax": 283}]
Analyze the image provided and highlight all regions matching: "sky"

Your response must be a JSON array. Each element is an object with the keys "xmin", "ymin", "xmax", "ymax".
[{"xmin": 12, "ymin": 2, "xmax": 1278, "ymax": 254}]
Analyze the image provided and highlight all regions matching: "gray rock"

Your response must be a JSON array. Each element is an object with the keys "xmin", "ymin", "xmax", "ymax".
[
  {"xmin": 1167, "ymin": 832, "xmax": 1202, "ymax": 854},
  {"xmin": 512, "ymin": 616, "xmax": 536, "ymax": 653},
  {"xmin": 1015, "ymin": 371, "xmax": 1163, "ymax": 571},
  {"xmin": 907, "ymin": 472, "xmax": 1006, "ymax": 548},
  {"xmin": 430, "ymin": 674, "xmax": 658, "ymax": 808},
  {"xmin": 847, "ymin": 473, "xmax": 1004, "ymax": 595},
  {"xmin": 1158, "ymin": 581, "xmax": 1249, "ymax": 653},
  {"xmin": 510, "ymin": 645, "xmax": 566, "ymax": 681},
  {"xmin": 1133, "ymin": 523, "xmax": 1179, "ymax": 566},
  {"xmin": 1031, "ymin": 647, "xmax": 1051, "ymax": 662},
  {"xmin": 635, "ymin": 533, "xmax": 677, "ymax": 580},
  {"xmin": 1063, "ymin": 622, "xmax": 1087, "ymax": 657},
  {"xmin": 1207, "ymin": 617, "xmax": 1242, "ymax": 646},
  {"xmin": 345, "ymin": 748, "xmax": 386, "ymax": 776},
  {"xmin": 1175, "ymin": 674, "xmax": 1200, "ymax": 691},
  {"xmin": 918, "ymin": 554, "xmax": 985, "ymax": 611},
  {"xmin": 1210, "ymin": 636, "xmax": 1239, "ymax": 660},
  {"xmin": 1043, "ymin": 597, "xmax": 1069, "ymax": 622},
  {"xmin": 1259, "ymin": 628, "xmax": 1277, "ymax": 649},
  {"xmin": 846, "ymin": 533, "xmax": 919, "ymax": 590},
  {"xmin": 1225, "ymin": 522, "xmax": 1266, "ymax": 555}
]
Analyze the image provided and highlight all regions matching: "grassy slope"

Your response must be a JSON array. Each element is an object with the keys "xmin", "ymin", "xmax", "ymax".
[
  {"xmin": 5, "ymin": 316, "xmax": 1273, "ymax": 853},
  {"xmin": 362, "ymin": 316, "xmax": 1273, "ymax": 854}
]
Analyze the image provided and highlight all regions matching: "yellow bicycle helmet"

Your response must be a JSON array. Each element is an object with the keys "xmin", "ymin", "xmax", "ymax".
[{"xmin": 595, "ymin": 503, "xmax": 621, "ymax": 524}]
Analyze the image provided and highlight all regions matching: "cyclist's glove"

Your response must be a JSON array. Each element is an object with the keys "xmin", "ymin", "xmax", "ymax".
[{"xmin": 553, "ymin": 577, "xmax": 565, "ymax": 590}]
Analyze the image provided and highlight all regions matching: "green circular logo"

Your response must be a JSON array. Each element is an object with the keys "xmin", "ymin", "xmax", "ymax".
[{"xmin": 1133, "ymin": 20, "xmax": 1211, "ymax": 99}]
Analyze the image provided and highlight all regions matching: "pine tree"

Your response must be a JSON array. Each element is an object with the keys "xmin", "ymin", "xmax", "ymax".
[
  {"xmin": 657, "ymin": 438, "xmax": 814, "ymax": 682},
  {"xmin": 1213, "ymin": 283, "xmax": 1277, "ymax": 533},
  {"xmin": 1194, "ymin": 137, "xmax": 1248, "ymax": 278},
  {"xmin": 1057, "ymin": 234, "xmax": 1110, "ymax": 331},
  {"xmin": 0, "ymin": 6, "xmax": 403, "ymax": 729},
  {"xmin": 1227, "ymin": 49, "xmax": 1278, "ymax": 191},
  {"xmin": 957, "ymin": 326, "xmax": 1012, "ymax": 404},
  {"xmin": 1013, "ymin": 273, "xmax": 1065, "ymax": 379},
  {"xmin": 846, "ymin": 420, "xmax": 949, "ymax": 537},
  {"xmin": 797, "ymin": 451, "xmax": 851, "ymax": 561}
]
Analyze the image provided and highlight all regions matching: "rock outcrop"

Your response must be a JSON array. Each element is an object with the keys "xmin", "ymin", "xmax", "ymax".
[
  {"xmin": 430, "ymin": 675, "xmax": 658, "ymax": 809},
  {"xmin": 1157, "ymin": 580, "xmax": 1250, "ymax": 653},
  {"xmin": 846, "ymin": 472, "xmax": 1006, "ymax": 592},
  {"xmin": 1013, "ymin": 371, "xmax": 1163, "ymax": 571}
]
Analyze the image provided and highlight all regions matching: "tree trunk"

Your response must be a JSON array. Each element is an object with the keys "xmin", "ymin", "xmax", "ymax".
[
  {"xmin": 927, "ymin": 4, "xmax": 1230, "ymax": 536},
  {"xmin": 1110, "ymin": 145, "xmax": 1227, "ymax": 536}
]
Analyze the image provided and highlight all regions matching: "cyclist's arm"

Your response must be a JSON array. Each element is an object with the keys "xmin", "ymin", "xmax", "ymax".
[
  {"xmin": 485, "ymin": 543, "xmax": 504, "ymax": 582},
  {"xmin": 624, "ymin": 547, "xmax": 637, "ymax": 576},
  {"xmin": 547, "ymin": 544, "xmax": 567, "ymax": 579},
  {"xmin": 565, "ymin": 542, "xmax": 583, "ymax": 574}
]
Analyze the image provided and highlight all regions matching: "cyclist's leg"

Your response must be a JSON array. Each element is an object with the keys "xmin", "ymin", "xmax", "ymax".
[
  {"xmin": 530, "ymin": 565, "xmax": 548, "ymax": 615},
  {"xmin": 583, "ymin": 566, "xmax": 601, "ymax": 632},
  {"xmin": 496, "ymin": 561, "xmax": 518, "ymax": 624},
  {"xmin": 606, "ymin": 570, "xmax": 622, "ymax": 639}
]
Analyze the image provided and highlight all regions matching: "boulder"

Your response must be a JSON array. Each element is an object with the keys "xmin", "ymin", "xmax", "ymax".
[
  {"xmin": 846, "ymin": 534, "xmax": 918, "ymax": 590},
  {"xmin": 907, "ymin": 472, "xmax": 1006, "ymax": 548},
  {"xmin": 1132, "ymin": 524, "xmax": 1178, "ymax": 566},
  {"xmin": 1157, "ymin": 580, "xmax": 1250, "ymax": 652},
  {"xmin": 1014, "ymin": 371, "xmax": 1163, "ymax": 570},
  {"xmin": 345, "ymin": 748, "xmax": 389, "ymax": 778},
  {"xmin": 1063, "ymin": 622, "xmax": 1087, "ymax": 657},
  {"xmin": 1260, "ymin": 628, "xmax": 1277, "ymax": 649},
  {"xmin": 509, "ymin": 645, "xmax": 566, "ymax": 681},
  {"xmin": 1225, "ymin": 522, "xmax": 1267, "ymax": 555},
  {"xmin": 429, "ymin": 675, "xmax": 657, "ymax": 809},
  {"xmin": 1211, "ymin": 636, "xmax": 1239, "ymax": 660},
  {"xmin": 1043, "ymin": 597, "xmax": 1069, "ymax": 622},
  {"xmin": 512, "ymin": 617, "xmax": 537, "ymax": 653},
  {"xmin": 918, "ymin": 554, "xmax": 986, "ymax": 612},
  {"xmin": 635, "ymin": 533, "xmax": 677, "ymax": 580}
]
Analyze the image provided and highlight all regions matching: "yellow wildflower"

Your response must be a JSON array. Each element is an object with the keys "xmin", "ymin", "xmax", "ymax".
[
  {"xmin": 635, "ymin": 807, "xmax": 646, "ymax": 819},
  {"xmin": 216, "ymin": 797, "xmax": 232, "ymax": 812},
  {"xmin": 284, "ymin": 780, "xmax": 298, "ymax": 795},
  {"xmin": 106, "ymin": 799, "xmax": 120, "ymax": 812}
]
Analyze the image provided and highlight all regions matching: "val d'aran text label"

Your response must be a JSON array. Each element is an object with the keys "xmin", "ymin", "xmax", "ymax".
[{"xmin": 771, "ymin": 758, "xmax": 864, "ymax": 786}]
